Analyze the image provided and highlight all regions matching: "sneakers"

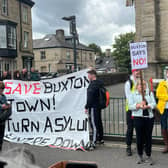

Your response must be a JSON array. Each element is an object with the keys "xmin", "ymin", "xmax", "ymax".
[
  {"xmin": 126, "ymin": 146, "xmax": 132, "ymax": 156},
  {"xmin": 137, "ymin": 155, "xmax": 144, "ymax": 164},
  {"xmin": 88, "ymin": 143, "xmax": 96, "ymax": 151},
  {"xmin": 137, "ymin": 155, "xmax": 154, "ymax": 165},
  {"xmin": 145, "ymin": 156, "xmax": 153, "ymax": 165},
  {"xmin": 96, "ymin": 140, "xmax": 104, "ymax": 145}
]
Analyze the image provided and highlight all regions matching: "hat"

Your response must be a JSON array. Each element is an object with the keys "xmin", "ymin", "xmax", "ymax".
[
  {"xmin": 87, "ymin": 69, "xmax": 97, "ymax": 76},
  {"xmin": 132, "ymin": 69, "xmax": 137, "ymax": 73}
]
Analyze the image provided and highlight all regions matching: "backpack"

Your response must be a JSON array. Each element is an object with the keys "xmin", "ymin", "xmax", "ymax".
[{"xmin": 99, "ymin": 86, "xmax": 110, "ymax": 109}]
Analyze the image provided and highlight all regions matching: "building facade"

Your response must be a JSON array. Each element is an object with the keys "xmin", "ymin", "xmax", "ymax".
[
  {"xmin": 33, "ymin": 29, "xmax": 95, "ymax": 73},
  {"xmin": 0, "ymin": 0, "xmax": 34, "ymax": 76},
  {"xmin": 134, "ymin": 0, "xmax": 168, "ymax": 79}
]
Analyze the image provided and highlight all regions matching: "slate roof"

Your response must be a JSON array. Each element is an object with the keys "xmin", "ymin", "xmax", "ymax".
[
  {"xmin": 21, "ymin": 0, "xmax": 35, "ymax": 7},
  {"xmin": 33, "ymin": 34, "xmax": 94, "ymax": 52}
]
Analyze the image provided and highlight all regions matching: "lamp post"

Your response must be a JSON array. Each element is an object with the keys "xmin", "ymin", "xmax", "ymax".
[
  {"xmin": 62, "ymin": 16, "xmax": 77, "ymax": 72},
  {"xmin": 27, "ymin": 57, "xmax": 31, "ymax": 80}
]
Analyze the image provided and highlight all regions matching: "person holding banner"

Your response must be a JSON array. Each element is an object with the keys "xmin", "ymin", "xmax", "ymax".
[
  {"xmin": 0, "ymin": 81, "xmax": 11, "ymax": 151},
  {"xmin": 156, "ymin": 68, "xmax": 168, "ymax": 153},
  {"xmin": 125, "ymin": 69, "xmax": 140, "ymax": 156},
  {"xmin": 128, "ymin": 80, "xmax": 156, "ymax": 165},
  {"xmin": 85, "ymin": 69, "xmax": 104, "ymax": 150}
]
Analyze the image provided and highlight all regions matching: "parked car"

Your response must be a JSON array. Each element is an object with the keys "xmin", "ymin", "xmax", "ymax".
[{"xmin": 40, "ymin": 72, "xmax": 58, "ymax": 80}]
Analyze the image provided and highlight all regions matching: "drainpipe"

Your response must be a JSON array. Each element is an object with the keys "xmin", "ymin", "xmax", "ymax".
[{"xmin": 19, "ymin": 0, "xmax": 23, "ymax": 51}]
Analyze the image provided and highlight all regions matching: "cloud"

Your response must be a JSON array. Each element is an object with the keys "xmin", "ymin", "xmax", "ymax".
[{"xmin": 32, "ymin": 0, "xmax": 135, "ymax": 51}]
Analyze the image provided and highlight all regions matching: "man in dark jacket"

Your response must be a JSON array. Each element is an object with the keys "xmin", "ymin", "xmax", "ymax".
[
  {"xmin": 0, "ymin": 81, "xmax": 11, "ymax": 151},
  {"xmin": 30, "ymin": 68, "xmax": 40, "ymax": 81},
  {"xmin": 21, "ymin": 68, "xmax": 28, "ymax": 81},
  {"xmin": 85, "ymin": 69, "xmax": 104, "ymax": 150}
]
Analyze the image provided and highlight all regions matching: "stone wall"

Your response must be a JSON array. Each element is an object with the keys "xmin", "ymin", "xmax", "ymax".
[
  {"xmin": 98, "ymin": 72, "xmax": 128, "ymax": 86},
  {"xmin": 135, "ymin": 0, "xmax": 168, "ymax": 79},
  {"xmin": 159, "ymin": 0, "xmax": 168, "ymax": 61},
  {"xmin": 0, "ymin": 0, "xmax": 34, "ymax": 70},
  {"xmin": 34, "ymin": 47, "xmax": 95, "ymax": 72}
]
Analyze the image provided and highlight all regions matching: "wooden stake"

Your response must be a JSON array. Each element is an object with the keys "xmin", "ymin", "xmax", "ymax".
[{"xmin": 140, "ymin": 70, "xmax": 145, "ymax": 101}]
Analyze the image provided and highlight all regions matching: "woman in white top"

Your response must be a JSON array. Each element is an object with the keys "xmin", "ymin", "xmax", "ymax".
[{"xmin": 128, "ymin": 80, "xmax": 156, "ymax": 165}]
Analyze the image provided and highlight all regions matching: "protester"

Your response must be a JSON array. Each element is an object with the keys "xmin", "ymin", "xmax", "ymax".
[
  {"xmin": 128, "ymin": 80, "xmax": 156, "ymax": 165},
  {"xmin": 0, "ymin": 81, "xmax": 11, "ymax": 151},
  {"xmin": 1, "ymin": 71, "xmax": 11, "ymax": 80},
  {"xmin": 13, "ymin": 70, "xmax": 21, "ymax": 80},
  {"xmin": 124, "ymin": 69, "xmax": 140, "ymax": 156},
  {"xmin": 85, "ymin": 69, "xmax": 104, "ymax": 150},
  {"xmin": 21, "ymin": 68, "xmax": 28, "ymax": 81},
  {"xmin": 156, "ymin": 68, "xmax": 168, "ymax": 153},
  {"xmin": 30, "ymin": 67, "xmax": 40, "ymax": 81}
]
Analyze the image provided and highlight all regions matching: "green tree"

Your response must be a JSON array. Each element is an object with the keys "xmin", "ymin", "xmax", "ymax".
[
  {"xmin": 88, "ymin": 43, "xmax": 102, "ymax": 56},
  {"xmin": 112, "ymin": 32, "xmax": 135, "ymax": 73}
]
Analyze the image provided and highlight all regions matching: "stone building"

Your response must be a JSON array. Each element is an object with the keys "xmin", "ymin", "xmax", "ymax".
[
  {"xmin": 33, "ymin": 29, "xmax": 95, "ymax": 73},
  {"xmin": 132, "ymin": 0, "xmax": 168, "ymax": 79},
  {"xmin": 0, "ymin": 0, "xmax": 34, "ymax": 75}
]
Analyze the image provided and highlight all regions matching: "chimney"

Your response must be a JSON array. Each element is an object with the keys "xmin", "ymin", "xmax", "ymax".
[
  {"xmin": 105, "ymin": 49, "xmax": 111, "ymax": 57},
  {"xmin": 56, "ymin": 29, "xmax": 65, "ymax": 42}
]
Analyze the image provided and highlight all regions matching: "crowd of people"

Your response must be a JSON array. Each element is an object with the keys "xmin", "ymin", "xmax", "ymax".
[
  {"xmin": 0, "ymin": 68, "xmax": 40, "ymax": 81},
  {"xmin": 85, "ymin": 68, "xmax": 168, "ymax": 165},
  {"xmin": 0, "ymin": 67, "xmax": 168, "ymax": 166}
]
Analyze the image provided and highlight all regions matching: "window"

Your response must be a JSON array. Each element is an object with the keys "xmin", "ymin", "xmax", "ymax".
[
  {"xmin": 7, "ymin": 26, "xmax": 16, "ymax": 49},
  {"xmin": 2, "ymin": 0, "xmax": 8, "ymax": 16},
  {"xmin": 0, "ymin": 25, "xmax": 7, "ymax": 48},
  {"xmin": 66, "ymin": 51, "xmax": 70, "ymax": 60},
  {"xmin": 22, "ymin": 6, "xmax": 28, "ymax": 23},
  {"xmin": 40, "ymin": 51, "xmax": 46, "ymax": 60},
  {"xmin": 5, "ymin": 63, "xmax": 9, "ymax": 71},
  {"xmin": 76, "ymin": 51, "xmax": 79, "ymax": 59},
  {"xmin": 41, "ymin": 66, "xmax": 47, "ymax": 72},
  {"xmin": 23, "ymin": 31, "xmax": 29, "ymax": 48}
]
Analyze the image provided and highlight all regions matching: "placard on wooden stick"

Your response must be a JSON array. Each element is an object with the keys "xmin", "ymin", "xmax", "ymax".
[
  {"xmin": 130, "ymin": 42, "xmax": 148, "ymax": 70},
  {"xmin": 130, "ymin": 42, "xmax": 148, "ymax": 100}
]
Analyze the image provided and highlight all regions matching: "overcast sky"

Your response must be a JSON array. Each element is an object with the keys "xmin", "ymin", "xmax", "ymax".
[{"xmin": 32, "ymin": 0, "xmax": 135, "ymax": 51}]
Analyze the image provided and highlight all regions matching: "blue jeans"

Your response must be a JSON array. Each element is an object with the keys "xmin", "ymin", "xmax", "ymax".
[{"xmin": 161, "ymin": 109, "xmax": 168, "ymax": 130}]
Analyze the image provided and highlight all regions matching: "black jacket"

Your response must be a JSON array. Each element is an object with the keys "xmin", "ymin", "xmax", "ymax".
[{"xmin": 85, "ymin": 79, "xmax": 103, "ymax": 109}]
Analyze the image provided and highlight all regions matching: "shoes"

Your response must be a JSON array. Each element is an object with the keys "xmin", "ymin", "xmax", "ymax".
[
  {"xmin": 162, "ymin": 146, "xmax": 168, "ymax": 153},
  {"xmin": 162, "ymin": 129, "xmax": 168, "ymax": 153},
  {"xmin": 145, "ymin": 156, "xmax": 153, "ymax": 165},
  {"xmin": 137, "ymin": 155, "xmax": 144, "ymax": 164},
  {"xmin": 96, "ymin": 140, "xmax": 104, "ymax": 145},
  {"xmin": 126, "ymin": 145, "xmax": 132, "ymax": 156},
  {"xmin": 89, "ymin": 143, "xmax": 96, "ymax": 151}
]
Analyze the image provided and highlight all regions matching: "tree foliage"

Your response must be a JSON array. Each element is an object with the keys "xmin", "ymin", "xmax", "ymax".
[
  {"xmin": 112, "ymin": 32, "xmax": 135, "ymax": 73},
  {"xmin": 88, "ymin": 43, "xmax": 102, "ymax": 56}
]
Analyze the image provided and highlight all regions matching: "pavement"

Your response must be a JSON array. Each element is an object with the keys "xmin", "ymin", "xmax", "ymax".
[
  {"xmin": 1, "ymin": 83, "xmax": 166, "ymax": 168},
  {"xmin": 1, "ymin": 140, "xmax": 168, "ymax": 168}
]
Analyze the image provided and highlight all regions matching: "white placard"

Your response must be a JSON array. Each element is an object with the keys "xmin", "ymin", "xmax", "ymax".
[{"xmin": 130, "ymin": 42, "xmax": 148, "ymax": 70}]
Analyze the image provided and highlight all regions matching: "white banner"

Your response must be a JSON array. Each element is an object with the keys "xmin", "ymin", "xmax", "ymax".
[
  {"xmin": 130, "ymin": 42, "xmax": 148, "ymax": 70},
  {"xmin": 4, "ymin": 69, "xmax": 90, "ymax": 150}
]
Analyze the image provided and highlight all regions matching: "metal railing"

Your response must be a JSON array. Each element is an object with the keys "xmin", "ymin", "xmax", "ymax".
[{"xmin": 102, "ymin": 97, "xmax": 162, "ymax": 138}]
